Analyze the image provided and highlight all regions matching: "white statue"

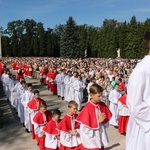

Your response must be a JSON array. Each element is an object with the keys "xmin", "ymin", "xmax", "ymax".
[
  {"xmin": 117, "ymin": 48, "xmax": 120, "ymax": 58},
  {"xmin": 84, "ymin": 49, "xmax": 87, "ymax": 58}
]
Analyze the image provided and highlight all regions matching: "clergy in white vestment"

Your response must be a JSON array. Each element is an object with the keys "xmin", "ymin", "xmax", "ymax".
[
  {"xmin": 9, "ymin": 75, "xmax": 18, "ymax": 107},
  {"xmin": 109, "ymin": 84, "xmax": 121, "ymax": 126},
  {"xmin": 60, "ymin": 70, "xmax": 66, "ymax": 100},
  {"xmin": 13, "ymin": 79, "xmax": 24, "ymax": 108},
  {"xmin": 55, "ymin": 70, "xmax": 62, "ymax": 98},
  {"xmin": 126, "ymin": 31, "xmax": 150, "ymax": 150},
  {"xmin": 64, "ymin": 71, "xmax": 71, "ymax": 102},
  {"xmin": 73, "ymin": 75, "xmax": 85, "ymax": 110},
  {"xmin": 16, "ymin": 80, "xmax": 27, "ymax": 124},
  {"xmin": 4, "ymin": 72, "xmax": 12, "ymax": 101},
  {"xmin": 21, "ymin": 83, "xmax": 34, "ymax": 132},
  {"xmin": 69, "ymin": 72, "xmax": 78, "ymax": 100}
]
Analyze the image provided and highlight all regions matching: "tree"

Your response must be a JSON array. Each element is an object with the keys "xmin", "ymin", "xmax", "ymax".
[
  {"xmin": 1, "ymin": 16, "xmax": 150, "ymax": 58},
  {"xmin": 117, "ymin": 21, "xmax": 127, "ymax": 58},
  {"xmin": 125, "ymin": 16, "xmax": 138, "ymax": 58},
  {"xmin": 24, "ymin": 19, "xmax": 37, "ymax": 56},
  {"xmin": 1, "ymin": 36, "xmax": 11, "ymax": 56},
  {"xmin": 37, "ymin": 22, "xmax": 46, "ymax": 56},
  {"xmin": 60, "ymin": 17, "xmax": 80, "ymax": 58},
  {"xmin": 79, "ymin": 24, "xmax": 88, "ymax": 57}
]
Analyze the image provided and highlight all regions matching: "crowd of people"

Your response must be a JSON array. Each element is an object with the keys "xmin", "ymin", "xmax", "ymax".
[{"xmin": 0, "ymin": 57, "xmax": 138, "ymax": 150}]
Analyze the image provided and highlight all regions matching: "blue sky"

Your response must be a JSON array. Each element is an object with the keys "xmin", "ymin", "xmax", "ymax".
[{"xmin": 0, "ymin": 0, "xmax": 150, "ymax": 30}]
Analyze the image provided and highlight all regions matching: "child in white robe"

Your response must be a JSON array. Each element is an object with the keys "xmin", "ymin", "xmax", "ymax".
[
  {"xmin": 64, "ymin": 71, "xmax": 71, "ymax": 102},
  {"xmin": 9, "ymin": 75, "xmax": 18, "ymax": 107},
  {"xmin": 16, "ymin": 80, "xmax": 27, "ymax": 124},
  {"xmin": 21, "ymin": 83, "xmax": 34, "ymax": 133},
  {"xmin": 55, "ymin": 70, "xmax": 62, "ymax": 98},
  {"xmin": 109, "ymin": 84, "xmax": 121, "ymax": 127},
  {"xmin": 73, "ymin": 75, "xmax": 85, "ymax": 111}
]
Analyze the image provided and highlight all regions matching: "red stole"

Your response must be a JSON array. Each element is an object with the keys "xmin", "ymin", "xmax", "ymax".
[
  {"xmin": 27, "ymin": 98, "xmax": 46, "ymax": 110},
  {"xmin": 43, "ymin": 118, "xmax": 61, "ymax": 135},
  {"xmin": 76, "ymin": 101, "xmax": 112, "ymax": 129},
  {"xmin": 57, "ymin": 114, "xmax": 79, "ymax": 132},
  {"xmin": 118, "ymin": 95, "xmax": 126, "ymax": 105}
]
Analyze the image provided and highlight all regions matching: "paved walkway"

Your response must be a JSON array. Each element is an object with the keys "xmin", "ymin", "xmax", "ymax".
[{"xmin": 0, "ymin": 71, "xmax": 125, "ymax": 150}]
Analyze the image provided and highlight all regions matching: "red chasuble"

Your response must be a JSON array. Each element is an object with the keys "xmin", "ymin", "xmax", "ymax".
[{"xmin": 76, "ymin": 101, "xmax": 112, "ymax": 129}]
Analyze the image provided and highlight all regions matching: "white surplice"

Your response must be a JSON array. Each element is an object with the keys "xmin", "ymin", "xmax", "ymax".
[
  {"xmin": 64, "ymin": 75, "xmax": 71, "ymax": 102},
  {"xmin": 4, "ymin": 75, "xmax": 11, "ymax": 99},
  {"xmin": 74, "ymin": 80, "xmax": 85, "ymax": 110},
  {"xmin": 118, "ymin": 101, "xmax": 130, "ymax": 116},
  {"xmin": 9, "ymin": 79, "xmax": 18, "ymax": 107},
  {"xmin": 43, "ymin": 119, "xmax": 60, "ymax": 149},
  {"xmin": 16, "ymin": 86, "xmax": 27, "ymax": 123},
  {"xmin": 55, "ymin": 73, "xmax": 62, "ymax": 96},
  {"xmin": 13, "ymin": 82, "xmax": 22, "ymax": 108},
  {"xmin": 109, "ymin": 89, "xmax": 121, "ymax": 126},
  {"xmin": 21, "ymin": 90, "xmax": 34, "ymax": 131},
  {"xmin": 60, "ymin": 73, "xmax": 66, "ymax": 98},
  {"xmin": 79, "ymin": 105, "xmax": 109, "ymax": 148},
  {"xmin": 69, "ymin": 76, "xmax": 77, "ymax": 100},
  {"xmin": 59, "ymin": 115, "xmax": 81, "ymax": 147},
  {"xmin": 126, "ymin": 55, "xmax": 150, "ymax": 150}
]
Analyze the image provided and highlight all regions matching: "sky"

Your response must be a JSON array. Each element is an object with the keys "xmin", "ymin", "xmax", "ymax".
[{"xmin": 0, "ymin": 0, "xmax": 150, "ymax": 30}]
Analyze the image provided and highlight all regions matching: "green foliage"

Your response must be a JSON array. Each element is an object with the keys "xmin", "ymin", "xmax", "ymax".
[
  {"xmin": 60, "ymin": 16, "xmax": 80, "ymax": 58},
  {"xmin": 1, "ymin": 16, "xmax": 150, "ymax": 58}
]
